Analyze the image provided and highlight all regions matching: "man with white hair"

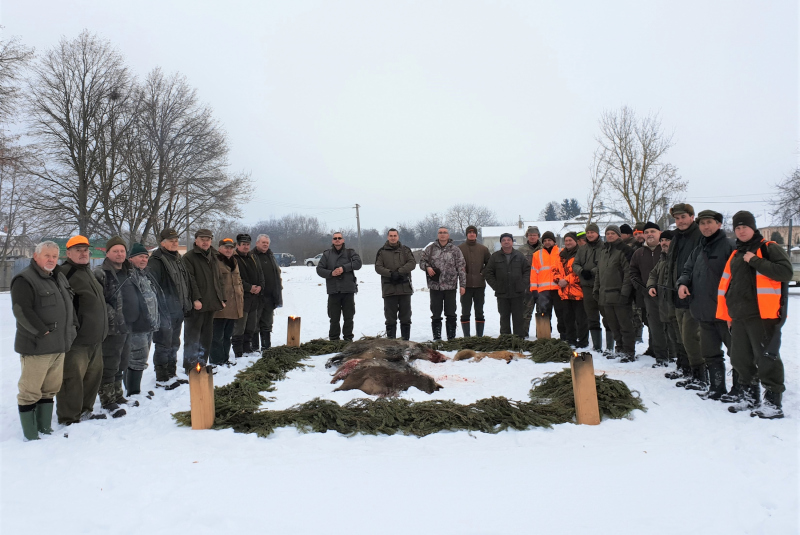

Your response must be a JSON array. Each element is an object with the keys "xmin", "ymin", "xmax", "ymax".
[
  {"xmin": 253, "ymin": 233, "xmax": 283, "ymax": 350},
  {"xmin": 11, "ymin": 241, "xmax": 77, "ymax": 440}
]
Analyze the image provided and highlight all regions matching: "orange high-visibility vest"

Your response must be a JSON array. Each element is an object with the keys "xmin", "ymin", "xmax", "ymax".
[
  {"xmin": 716, "ymin": 240, "xmax": 783, "ymax": 321},
  {"xmin": 553, "ymin": 254, "xmax": 584, "ymax": 301},
  {"xmin": 530, "ymin": 246, "xmax": 560, "ymax": 292}
]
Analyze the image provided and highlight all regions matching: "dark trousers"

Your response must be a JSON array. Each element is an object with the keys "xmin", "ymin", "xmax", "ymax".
[
  {"xmin": 257, "ymin": 297, "xmax": 276, "ymax": 333},
  {"xmin": 232, "ymin": 306, "xmax": 260, "ymax": 351},
  {"xmin": 731, "ymin": 318, "xmax": 784, "ymax": 393},
  {"xmin": 602, "ymin": 304, "xmax": 635, "ymax": 355},
  {"xmin": 129, "ymin": 332, "xmax": 153, "ymax": 371},
  {"xmin": 211, "ymin": 318, "xmax": 236, "ymax": 364},
  {"xmin": 183, "ymin": 311, "xmax": 216, "ymax": 367},
  {"xmin": 430, "ymin": 289, "xmax": 457, "ymax": 327},
  {"xmin": 643, "ymin": 297, "xmax": 668, "ymax": 361},
  {"xmin": 666, "ymin": 318, "xmax": 685, "ymax": 364},
  {"xmin": 56, "ymin": 342, "xmax": 103, "ymax": 424},
  {"xmin": 101, "ymin": 333, "xmax": 131, "ymax": 384},
  {"xmin": 561, "ymin": 299, "xmax": 588, "ymax": 346},
  {"xmin": 383, "ymin": 295, "xmax": 412, "ymax": 326},
  {"xmin": 460, "ymin": 287, "xmax": 486, "ymax": 322},
  {"xmin": 675, "ymin": 308, "xmax": 703, "ymax": 368},
  {"xmin": 328, "ymin": 293, "xmax": 356, "ymax": 340},
  {"xmin": 497, "ymin": 296, "xmax": 525, "ymax": 336},
  {"xmin": 522, "ymin": 290, "xmax": 537, "ymax": 336},
  {"xmin": 580, "ymin": 286, "xmax": 602, "ymax": 331},
  {"xmin": 153, "ymin": 314, "xmax": 183, "ymax": 367},
  {"xmin": 699, "ymin": 319, "xmax": 731, "ymax": 367},
  {"xmin": 537, "ymin": 289, "xmax": 565, "ymax": 338}
]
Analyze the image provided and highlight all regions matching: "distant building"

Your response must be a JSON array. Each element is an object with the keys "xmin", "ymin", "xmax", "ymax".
[{"xmin": 759, "ymin": 226, "xmax": 799, "ymax": 247}]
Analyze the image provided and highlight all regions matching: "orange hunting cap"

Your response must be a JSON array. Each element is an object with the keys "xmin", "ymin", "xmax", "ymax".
[{"xmin": 66, "ymin": 235, "xmax": 90, "ymax": 249}]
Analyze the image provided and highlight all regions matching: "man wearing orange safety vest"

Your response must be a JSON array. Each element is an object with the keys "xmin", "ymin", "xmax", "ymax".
[
  {"xmin": 716, "ymin": 211, "xmax": 792, "ymax": 419},
  {"xmin": 553, "ymin": 232, "xmax": 588, "ymax": 347},
  {"xmin": 531, "ymin": 231, "xmax": 563, "ymax": 338}
]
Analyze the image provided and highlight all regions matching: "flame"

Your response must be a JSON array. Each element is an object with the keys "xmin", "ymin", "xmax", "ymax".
[
  {"xmin": 195, "ymin": 363, "xmax": 202, "ymax": 372},
  {"xmin": 573, "ymin": 351, "xmax": 579, "ymax": 358},
  {"xmin": 289, "ymin": 315, "xmax": 297, "ymax": 320}
]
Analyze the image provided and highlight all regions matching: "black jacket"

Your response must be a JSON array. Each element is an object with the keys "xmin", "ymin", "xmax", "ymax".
[
  {"xmin": 147, "ymin": 247, "xmax": 192, "ymax": 316},
  {"xmin": 630, "ymin": 244, "xmax": 662, "ymax": 308},
  {"xmin": 56, "ymin": 259, "xmax": 108, "ymax": 345},
  {"xmin": 676, "ymin": 229, "xmax": 734, "ymax": 322},
  {"xmin": 11, "ymin": 260, "xmax": 77, "ymax": 355},
  {"xmin": 484, "ymin": 249, "xmax": 530, "ymax": 298},
  {"xmin": 234, "ymin": 250, "xmax": 265, "ymax": 313},
  {"xmin": 254, "ymin": 249, "xmax": 283, "ymax": 306},
  {"xmin": 666, "ymin": 222, "xmax": 703, "ymax": 309},
  {"xmin": 317, "ymin": 245, "xmax": 362, "ymax": 294},
  {"xmin": 94, "ymin": 258, "xmax": 137, "ymax": 335}
]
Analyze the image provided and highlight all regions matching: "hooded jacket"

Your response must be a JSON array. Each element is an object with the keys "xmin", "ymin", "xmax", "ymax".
[
  {"xmin": 554, "ymin": 245, "xmax": 583, "ymax": 301},
  {"xmin": 675, "ymin": 229, "xmax": 734, "ymax": 322}
]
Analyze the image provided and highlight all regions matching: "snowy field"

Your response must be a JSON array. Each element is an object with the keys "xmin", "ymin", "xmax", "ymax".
[{"xmin": 1, "ymin": 266, "xmax": 798, "ymax": 534}]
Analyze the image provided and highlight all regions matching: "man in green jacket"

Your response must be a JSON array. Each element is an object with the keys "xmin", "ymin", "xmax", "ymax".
[
  {"xmin": 457, "ymin": 225, "xmax": 491, "ymax": 337},
  {"xmin": 55, "ymin": 235, "xmax": 109, "ymax": 425},
  {"xmin": 573, "ymin": 223, "xmax": 610, "ymax": 352},
  {"xmin": 517, "ymin": 226, "xmax": 542, "ymax": 338},
  {"xmin": 183, "ymin": 229, "xmax": 226, "ymax": 369},
  {"xmin": 11, "ymin": 241, "xmax": 77, "ymax": 440},
  {"xmin": 593, "ymin": 225, "xmax": 636, "ymax": 360},
  {"xmin": 375, "ymin": 228, "xmax": 417, "ymax": 340},
  {"xmin": 484, "ymin": 233, "xmax": 531, "ymax": 336}
]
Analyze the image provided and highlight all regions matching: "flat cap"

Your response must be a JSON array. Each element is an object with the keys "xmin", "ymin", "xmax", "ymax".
[
  {"xmin": 697, "ymin": 210, "xmax": 723, "ymax": 224},
  {"xmin": 194, "ymin": 228, "xmax": 213, "ymax": 239},
  {"xmin": 160, "ymin": 228, "xmax": 179, "ymax": 241}
]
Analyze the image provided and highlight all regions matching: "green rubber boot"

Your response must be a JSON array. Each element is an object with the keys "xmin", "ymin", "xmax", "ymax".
[
  {"xmin": 34, "ymin": 399, "xmax": 54, "ymax": 435},
  {"xmin": 19, "ymin": 404, "xmax": 39, "ymax": 441}
]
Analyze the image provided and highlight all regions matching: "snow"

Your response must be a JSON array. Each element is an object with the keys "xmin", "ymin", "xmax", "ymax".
[{"xmin": 1, "ymin": 266, "xmax": 798, "ymax": 534}]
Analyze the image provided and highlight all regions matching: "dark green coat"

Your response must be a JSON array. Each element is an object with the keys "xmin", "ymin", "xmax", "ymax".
[
  {"xmin": 374, "ymin": 241, "xmax": 416, "ymax": 297},
  {"xmin": 148, "ymin": 247, "xmax": 192, "ymax": 316},
  {"xmin": 11, "ymin": 260, "xmax": 77, "ymax": 355},
  {"xmin": 56, "ymin": 259, "xmax": 108, "ymax": 345},
  {"xmin": 725, "ymin": 235, "xmax": 793, "ymax": 321},
  {"xmin": 593, "ymin": 240, "xmax": 633, "ymax": 306},
  {"xmin": 183, "ymin": 245, "xmax": 225, "ymax": 313},
  {"xmin": 573, "ymin": 238, "xmax": 603, "ymax": 289},
  {"xmin": 647, "ymin": 252, "xmax": 675, "ymax": 323},
  {"xmin": 484, "ymin": 249, "xmax": 530, "ymax": 298},
  {"xmin": 675, "ymin": 229, "xmax": 734, "ymax": 322}
]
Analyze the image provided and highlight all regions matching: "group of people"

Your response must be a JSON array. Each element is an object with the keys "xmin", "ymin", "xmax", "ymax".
[
  {"xmin": 11, "ymin": 229, "xmax": 283, "ymax": 439},
  {"xmin": 10, "ymin": 203, "xmax": 793, "ymax": 440}
]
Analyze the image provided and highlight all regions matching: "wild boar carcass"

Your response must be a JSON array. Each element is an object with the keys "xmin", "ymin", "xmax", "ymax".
[
  {"xmin": 325, "ymin": 338, "xmax": 447, "ymax": 369},
  {"xmin": 334, "ymin": 364, "xmax": 442, "ymax": 396}
]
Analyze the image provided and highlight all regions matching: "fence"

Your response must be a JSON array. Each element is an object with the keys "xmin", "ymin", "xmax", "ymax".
[{"xmin": 0, "ymin": 258, "xmax": 105, "ymax": 291}]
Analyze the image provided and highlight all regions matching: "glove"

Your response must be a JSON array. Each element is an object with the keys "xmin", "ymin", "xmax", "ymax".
[
  {"xmin": 580, "ymin": 270, "xmax": 593, "ymax": 281},
  {"xmin": 390, "ymin": 271, "xmax": 403, "ymax": 283}
]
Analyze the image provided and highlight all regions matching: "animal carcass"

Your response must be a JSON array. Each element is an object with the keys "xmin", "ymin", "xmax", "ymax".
[
  {"xmin": 327, "ymin": 338, "xmax": 445, "ymax": 397},
  {"xmin": 452, "ymin": 349, "xmax": 523, "ymax": 363}
]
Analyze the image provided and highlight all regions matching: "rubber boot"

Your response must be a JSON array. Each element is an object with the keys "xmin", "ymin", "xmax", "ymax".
[
  {"xmin": 445, "ymin": 318, "xmax": 457, "ymax": 341},
  {"xmin": 242, "ymin": 338, "xmax": 253, "ymax": 354},
  {"xmin": 99, "ymin": 383, "xmax": 126, "ymax": 418},
  {"xmin": 720, "ymin": 369, "xmax": 742, "ymax": 403},
  {"xmin": 231, "ymin": 335, "xmax": 244, "ymax": 357},
  {"xmin": 34, "ymin": 398, "xmax": 54, "ymax": 435},
  {"xmin": 699, "ymin": 360, "xmax": 728, "ymax": 400},
  {"xmin": 386, "ymin": 324, "xmax": 397, "ymax": 339},
  {"xmin": 475, "ymin": 321, "xmax": 485, "ymax": 337},
  {"xmin": 461, "ymin": 322, "xmax": 471, "ymax": 338},
  {"xmin": 18, "ymin": 404, "xmax": 39, "ymax": 441},
  {"xmin": 590, "ymin": 330, "xmax": 602, "ymax": 351},
  {"xmin": 114, "ymin": 380, "xmax": 129, "ymax": 404},
  {"xmin": 124, "ymin": 368, "xmax": 143, "ymax": 396},
  {"xmin": 665, "ymin": 363, "xmax": 692, "ymax": 380},
  {"xmin": 250, "ymin": 332, "xmax": 260, "ymax": 352},
  {"xmin": 603, "ymin": 330, "xmax": 615, "ymax": 357},
  {"xmin": 260, "ymin": 331, "xmax": 271, "ymax": 351},
  {"xmin": 728, "ymin": 383, "xmax": 760, "ymax": 414},
  {"xmin": 167, "ymin": 361, "xmax": 178, "ymax": 379},
  {"xmin": 678, "ymin": 366, "xmax": 707, "ymax": 389},
  {"xmin": 751, "ymin": 390, "xmax": 784, "ymax": 419},
  {"xmin": 400, "ymin": 324, "xmax": 411, "ymax": 341},
  {"xmin": 431, "ymin": 322, "xmax": 442, "ymax": 341}
]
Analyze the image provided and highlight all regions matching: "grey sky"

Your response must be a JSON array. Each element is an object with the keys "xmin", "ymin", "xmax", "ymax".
[{"xmin": 3, "ymin": 0, "xmax": 797, "ymax": 231}]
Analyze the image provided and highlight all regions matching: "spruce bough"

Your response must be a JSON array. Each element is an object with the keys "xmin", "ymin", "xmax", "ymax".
[{"xmin": 173, "ymin": 337, "xmax": 646, "ymax": 437}]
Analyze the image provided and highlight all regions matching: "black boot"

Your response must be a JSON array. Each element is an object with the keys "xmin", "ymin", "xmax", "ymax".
[
  {"xmin": 720, "ymin": 369, "xmax": 742, "ymax": 403},
  {"xmin": 751, "ymin": 389, "xmax": 784, "ymax": 419},
  {"xmin": 124, "ymin": 368, "xmax": 143, "ymax": 396},
  {"xmin": 665, "ymin": 365, "xmax": 691, "ymax": 380},
  {"xmin": 431, "ymin": 322, "xmax": 442, "ymax": 341},
  {"xmin": 445, "ymin": 318, "xmax": 457, "ymax": 341},
  {"xmin": 386, "ymin": 324, "xmax": 397, "ymax": 339},
  {"xmin": 461, "ymin": 321, "xmax": 471, "ymax": 338},
  {"xmin": 728, "ymin": 382, "xmax": 761, "ymax": 414},
  {"xmin": 678, "ymin": 366, "xmax": 708, "ymax": 390},
  {"xmin": 250, "ymin": 332, "xmax": 260, "ymax": 352},
  {"xmin": 475, "ymin": 321, "xmax": 485, "ymax": 337},
  {"xmin": 602, "ymin": 330, "xmax": 615, "ymax": 357},
  {"xmin": 260, "ymin": 331, "xmax": 271, "ymax": 351},
  {"xmin": 619, "ymin": 352, "xmax": 637, "ymax": 363},
  {"xmin": 590, "ymin": 329, "xmax": 602, "ymax": 351},
  {"xmin": 400, "ymin": 324, "xmax": 411, "ymax": 341},
  {"xmin": 699, "ymin": 360, "xmax": 727, "ymax": 400},
  {"xmin": 242, "ymin": 337, "xmax": 253, "ymax": 354},
  {"xmin": 167, "ymin": 361, "xmax": 178, "ymax": 379},
  {"xmin": 231, "ymin": 335, "xmax": 244, "ymax": 356}
]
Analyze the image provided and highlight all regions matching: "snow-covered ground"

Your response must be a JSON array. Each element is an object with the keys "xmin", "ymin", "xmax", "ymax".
[{"xmin": 1, "ymin": 266, "xmax": 798, "ymax": 534}]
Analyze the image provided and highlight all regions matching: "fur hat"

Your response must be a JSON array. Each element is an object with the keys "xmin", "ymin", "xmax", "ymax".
[
  {"xmin": 105, "ymin": 236, "xmax": 127, "ymax": 252},
  {"xmin": 670, "ymin": 203, "xmax": 695, "ymax": 217},
  {"xmin": 585, "ymin": 222, "xmax": 600, "ymax": 234},
  {"xmin": 643, "ymin": 221, "xmax": 661, "ymax": 231},
  {"xmin": 619, "ymin": 223, "xmax": 633, "ymax": 236},
  {"xmin": 605, "ymin": 225, "xmax": 621, "ymax": 237},
  {"xmin": 732, "ymin": 210, "xmax": 757, "ymax": 231},
  {"xmin": 128, "ymin": 242, "xmax": 148, "ymax": 258}
]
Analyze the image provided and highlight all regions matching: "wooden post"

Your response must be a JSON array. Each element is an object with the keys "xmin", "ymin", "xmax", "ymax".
[
  {"xmin": 287, "ymin": 316, "xmax": 301, "ymax": 347},
  {"xmin": 535, "ymin": 315, "xmax": 551, "ymax": 339},
  {"xmin": 188, "ymin": 364, "xmax": 215, "ymax": 430},
  {"xmin": 570, "ymin": 351, "xmax": 600, "ymax": 425}
]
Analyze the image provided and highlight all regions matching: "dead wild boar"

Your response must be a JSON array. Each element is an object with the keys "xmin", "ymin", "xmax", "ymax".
[
  {"xmin": 325, "ymin": 338, "xmax": 447, "ymax": 369},
  {"xmin": 334, "ymin": 365, "xmax": 443, "ymax": 397}
]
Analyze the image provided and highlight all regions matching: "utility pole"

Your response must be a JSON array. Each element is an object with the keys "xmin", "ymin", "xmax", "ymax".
[
  {"xmin": 354, "ymin": 204, "xmax": 363, "ymax": 259},
  {"xmin": 788, "ymin": 218, "xmax": 793, "ymax": 255}
]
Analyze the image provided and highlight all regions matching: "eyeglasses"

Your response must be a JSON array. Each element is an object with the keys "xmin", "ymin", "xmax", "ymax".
[{"xmin": 332, "ymin": 237, "xmax": 343, "ymax": 240}]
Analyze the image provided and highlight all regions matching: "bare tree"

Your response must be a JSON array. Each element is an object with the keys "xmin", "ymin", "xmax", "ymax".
[
  {"xmin": 445, "ymin": 203, "xmax": 499, "ymax": 234},
  {"xmin": 595, "ymin": 106, "xmax": 687, "ymax": 224},
  {"xmin": 0, "ymin": 31, "xmax": 34, "ymax": 126},
  {"xmin": 772, "ymin": 168, "xmax": 800, "ymax": 222},
  {"xmin": 25, "ymin": 30, "xmax": 136, "ymax": 237},
  {"xmin": 586, "ymin": 148, "xmax": 607, "ymax": 223}
]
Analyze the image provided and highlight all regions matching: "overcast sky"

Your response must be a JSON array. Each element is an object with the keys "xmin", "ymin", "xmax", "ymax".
[{"xmin": 2, "ymin": 0, "xmax": 797, "ymax": 231}]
